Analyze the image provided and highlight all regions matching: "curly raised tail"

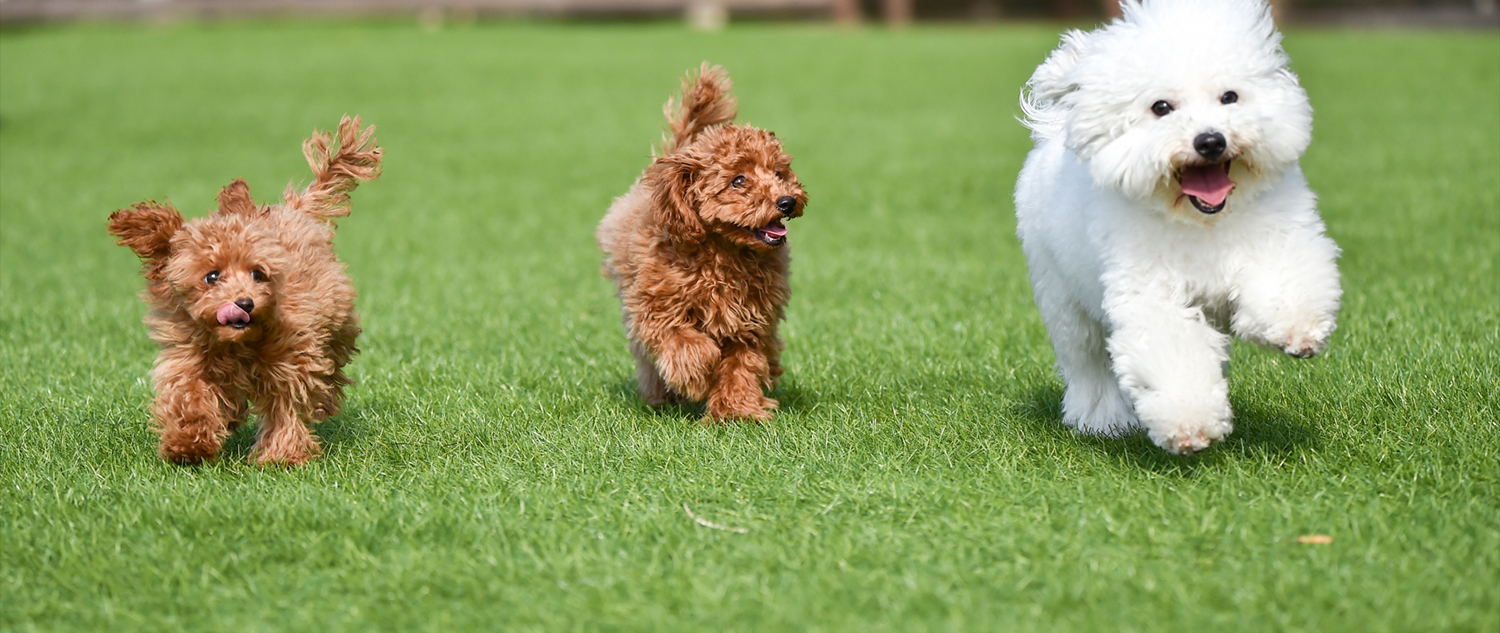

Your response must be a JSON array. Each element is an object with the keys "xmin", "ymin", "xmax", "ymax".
[
  {"xmin": 661, "ymin": 63, "xmax": 737, "ymax": 153},
  {"xmin": 284, "ymin": 115, "xmax": 383, "ymax": 219}
]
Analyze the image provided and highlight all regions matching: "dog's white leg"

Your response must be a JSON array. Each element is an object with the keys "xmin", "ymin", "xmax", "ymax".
[
  {"xmin": 1105, "ymin": 293, "xmax": 1233, "ymax": 454},
  {"xmin": 1230, "ymin": 230, "xmax": 1342, "ymax": 359},
  {"xmin": 1039, "ymin": 296, "xmax": 1139, "ymax": 437}
]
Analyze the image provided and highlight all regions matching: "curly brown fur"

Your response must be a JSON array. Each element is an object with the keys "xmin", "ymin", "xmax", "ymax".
[
  {"xmin": 598, "ymin": 64, "xmax": 807, "ymax": 422},
  {"xmin": 108, "ymin": 116, "xmax": 380, "ymax": 466}
]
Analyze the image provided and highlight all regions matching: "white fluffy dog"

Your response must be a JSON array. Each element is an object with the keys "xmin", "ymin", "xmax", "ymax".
[{"xmin": 1013, "ymin": 0, "xmax": 1342, "ymax": 454}]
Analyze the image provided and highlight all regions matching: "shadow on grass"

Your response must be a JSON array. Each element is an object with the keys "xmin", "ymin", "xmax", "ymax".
[
  {"xmin": 216, "ymin": 404, "xmax": 366, "ymax": 464},
  {"xmin": 605, "ymin": 376, "xmax": 819, "ymax": 423},
  {"xmin": 1011, "ymin": 381, "xmax": 1319, "ymax": 475}
]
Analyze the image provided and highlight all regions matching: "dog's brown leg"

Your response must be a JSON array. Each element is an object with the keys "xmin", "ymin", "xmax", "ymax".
[
  {"xmin": 630, "ymin": 339, "xmax": 679, "ymax": 406},
  {"xmin": 250, "ymin": 390, "xmax": 320, "ymax": 466},
  {"xmin": 706, "ymin": 341, "xmax": 776, "ymax": 421},
  {"xmin": 759, "ymin": 328, "xmax": 785, "ymax": 392},
  {"xmin": 150, "ymin": 354, "xmax": 231, "ymax": 464},
  {"xmin": 222, "ymin": 397, "xmax": 249, "ymax": 434},
  {"xmin": 312, "ymin": 319, "xmax": 359, "ymax": 422},
  {"xmin": 639, "ymin": 327, "xmax": 719, "ymax": 403}
]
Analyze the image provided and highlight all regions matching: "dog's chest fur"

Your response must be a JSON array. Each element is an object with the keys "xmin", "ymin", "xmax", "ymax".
[{"xmin": 665, "ymin": 243, "xmax": 790, "ymax": 340}]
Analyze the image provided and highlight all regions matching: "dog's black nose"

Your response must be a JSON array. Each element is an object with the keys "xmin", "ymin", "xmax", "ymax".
[
  {"xmin": 234, "ymin": 298, "xmax": 255, "ymax": 314},
  {"xmin": 776, "ymin": 196, "xmax": 798, "ymax": 215},
  {"xmin": 1194, "ymin": 132, "xmax": 1227, "ymax": 160}
]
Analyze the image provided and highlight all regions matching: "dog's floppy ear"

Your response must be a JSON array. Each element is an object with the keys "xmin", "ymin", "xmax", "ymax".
[
  {"xmin": 1019, "ymin": 29, "xmax": 1090, "ymax": 139},
  {"xmin": 1028, "ymin": 30, "xmax": 1089, "ymax": 102},
  {"xmin": 216, "ymin": 178, "xmax": 258, "ymax": 216},
  {"xmin": 108, "ymin": 202, "xmax": 183, "ymax": 261},
  {"xmin": 647, "ymin": 153, "xmax": 705, "ymax": 243},
  {"xmin": 108, "ymin": 202, "xmax": 183, "ymax": 282}
]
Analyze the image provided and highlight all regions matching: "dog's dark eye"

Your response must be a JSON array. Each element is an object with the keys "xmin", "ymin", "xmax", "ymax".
[
  {"xmin": 731, "ymin": 175, "xmax": 745, "ymax": 189},
  {"xmin": 1220, "ymin": 91, "xmax": 1239, "ymax": 105},
  {"xmin": 1151, "ymin": 100, "xmax": 1174, "ymax": 117},
  {"xmin": 204, "ymin": 270, "xmax": 220, "ymax": 285},
  {"xmin": 251, "ymin": 270, "xmax": 267, "ymax": 283}
]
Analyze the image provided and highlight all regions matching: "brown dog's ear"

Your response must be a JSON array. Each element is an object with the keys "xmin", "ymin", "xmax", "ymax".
[
  {"xmin": 216, "ymin": 179, "xmax": 257, "ymax": 216},
  {"xmin": 647, "ymin": 153, "xmax": 705, "ymax": 243},
  {"xmin": 108, "ymin": 202, "xmax": 183, "ymax": 262}
]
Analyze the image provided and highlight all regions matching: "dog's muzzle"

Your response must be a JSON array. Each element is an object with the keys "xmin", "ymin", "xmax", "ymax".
[
  {"xmin": 755, "ymin": 221, "xmax": 788, "ymax": 246},
  {"xmin": 1178, "ymin": 161, "xmax": 1234, "ymax": 215}
]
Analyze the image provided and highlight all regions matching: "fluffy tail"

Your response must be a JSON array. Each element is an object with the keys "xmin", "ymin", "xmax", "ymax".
[
  {"xmin": 661, "ymin": 63, "xmax": 737, "ymax": 153},
  {"xmin": 285, "ymin": 115, "xmax": 383, "ymax": 219}
]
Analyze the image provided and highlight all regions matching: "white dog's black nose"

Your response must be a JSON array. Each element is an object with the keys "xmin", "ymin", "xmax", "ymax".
[
  {"xmin": 776, "ymin": 196, "xmax": 798, "ymax": 215},
  {"xmin": 1194, "ymin": 132, "xmax": 1227, "ymax": 160},
  {"xmin": 235, "ymin": 298, "xmax": 255, "ymax": 313}
]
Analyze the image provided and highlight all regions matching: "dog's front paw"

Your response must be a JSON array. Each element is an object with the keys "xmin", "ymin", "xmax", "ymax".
[
  {"xmin": 159, "ymin": 440, "xmax": 217, "ymax": 465},
  {"xmin": 1262, "ymin": 315, "xmax": 1335, "ymax": 359},
  {"xmin": 706, "ymin": 399, "xmax": 775, "ymax": 422},
  {"xmin": 1282, "ymin": 324, "xmax": 1332, "ymax": 359},
  {"xmin": 656, "ymin": 334, "xmax": 720, "ymax": 401},
  {"xmin": 157, "ymin": 423, "xmax": 224, "ymax": 465},
  {"xmin": 251, "ymin": 443, "xmax": 319, "ymax": 467},
  {"xmin": 1136, "ymin": 390, "xmax": 1233, "ymax": 455}
]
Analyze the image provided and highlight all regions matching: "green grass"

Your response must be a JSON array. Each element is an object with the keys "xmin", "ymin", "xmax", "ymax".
[{"xmin": 1, "ymin": 19, "xmax": 1496, "ymax": 633}]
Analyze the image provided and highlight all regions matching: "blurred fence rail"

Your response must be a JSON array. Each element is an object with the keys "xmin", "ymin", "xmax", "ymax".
[
  {"xmin": 1, "ymin": 0, "xmax": 1495, "ymax": 25},
  {"xmin": 0, "ymin": 0, "xmax": 834, "ymax": 23}
]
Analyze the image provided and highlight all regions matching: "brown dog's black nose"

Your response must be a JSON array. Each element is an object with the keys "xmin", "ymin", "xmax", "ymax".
[
  {"xmin": 235, "ymin": 298, "xmax": 255, "ymax": 314},
  {"xmin": 1194, "ymin": 132, "xmax": 1227, "ymax": 160},
  {"xmin": 776, "ymin": 196, "xmax": 798, "ymax": 215}
]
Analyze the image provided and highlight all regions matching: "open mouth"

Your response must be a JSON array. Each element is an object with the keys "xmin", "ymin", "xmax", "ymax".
[
  {"xmin": 755, "ymin": 220, "xmax": 788, "ymax": 247},
  {"xmin": 216, "ymin": 303, "xmax": 252, "ymax": 330},
  {"xmin": 1177, "ymin": 161, "xmax": 1234, "ymax": 214}
]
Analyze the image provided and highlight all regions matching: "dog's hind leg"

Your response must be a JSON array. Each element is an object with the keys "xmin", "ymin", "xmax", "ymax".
[
  {"xmin": 759, "ymin": 325, "xmax": 785, "ymax": 392},
  {"xmin": 1042, "ymin": 298, "xmax": 1138, "ymax": 438},
  {"xmin": 631, "ymin": 339, "xmax": 678, "ymax": 407}
]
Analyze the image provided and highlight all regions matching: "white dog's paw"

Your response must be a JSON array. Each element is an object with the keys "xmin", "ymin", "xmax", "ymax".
[
  {"xmin": 1149, "ymin": 424, "xmax": 1229, "ymax": 455},
  {"xmin": 1278, "ymin": 318, "xmax": 1335, "ymax": 359},
  {"xmin": 1136, "ymin": 391, "xmax": 1233, "ymax": 455},
  {"xmin": 1062, "ymin": 382, "xmax": 1140, "ymax": 438}
]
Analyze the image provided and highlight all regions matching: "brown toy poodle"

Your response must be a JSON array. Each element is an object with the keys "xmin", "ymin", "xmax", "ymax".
[
  {"xmin": 108, "ymin": 116, "xmax": 380, "ymax": 465},
  {"xmin": 597, "ymin": 63, "xmax": 807, "ymax": 421}
]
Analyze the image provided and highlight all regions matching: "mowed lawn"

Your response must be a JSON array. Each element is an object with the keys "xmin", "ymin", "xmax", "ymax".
[{"xmin": 1, "ymin": 19, "xmax": 1496, "ymax": 632}]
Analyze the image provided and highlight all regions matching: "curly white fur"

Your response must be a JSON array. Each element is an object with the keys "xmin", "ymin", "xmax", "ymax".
[{"xmin": 1013, "ymin": 0, "xmax": 1342, "ymax": 454}]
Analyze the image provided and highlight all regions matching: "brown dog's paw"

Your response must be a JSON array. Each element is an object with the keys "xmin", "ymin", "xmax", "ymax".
[
  {"xmin": 157, "ymin": 428, "xmax": 222, "ymax": 465},
  {"xmin": 657, "ymin": 334, "xmax": 720, "ymax": 401},
  {"xmin": 251, "ymin": 446, "xmax": 317, "ymax": 467},
  {"xmin": 250, "ymin": 429, "xmax": 321, "ymax": 467},
  {"xmin": 706, "ymin": 398, "xmax": 776, "ymax": 423},
  {"xmin": 158, "ymin": 444, "xmax": 215, "ymax": 466}
]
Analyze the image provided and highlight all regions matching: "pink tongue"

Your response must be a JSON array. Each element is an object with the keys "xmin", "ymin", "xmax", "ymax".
[
  {"xmin": 217, "ymin": 303, "xmax": 249, "ymax": 325},
  {"xmin": 761, "ymin": 224, "xmax": 788, "ymax": 239},
  {"xmin": 1181, "ymin": 165, "xmax": 1234, "ymax": 206}
]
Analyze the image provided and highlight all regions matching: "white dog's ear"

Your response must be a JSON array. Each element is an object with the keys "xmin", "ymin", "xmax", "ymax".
[{"xmin": 1019, "ymin": 30, "xmax": 1090, "ymax": 139}]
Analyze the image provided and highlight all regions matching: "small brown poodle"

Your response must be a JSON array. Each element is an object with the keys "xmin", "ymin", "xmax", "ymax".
[
  {"xmin": 598, "ymin": 63, "xmax": 807, "ymax": 421},
  {"xmin": 108, "ymin": 116, "xmax": 380, "ymax": 465}
]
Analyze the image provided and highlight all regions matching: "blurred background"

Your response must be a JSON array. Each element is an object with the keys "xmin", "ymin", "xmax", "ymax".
[{"xmin": 3, "ymin": 0, "xmax": 1497, "ymax": 27}]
